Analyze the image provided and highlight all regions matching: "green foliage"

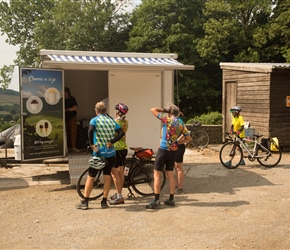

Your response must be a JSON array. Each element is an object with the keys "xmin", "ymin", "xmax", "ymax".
[
  {"xmin": 186, "ymin": 112, "xmax": 222, "ymax": 125},
  {"xmin": 196, "ymin": 0, "xmax": 288, "ymax": 63},
  {"xmin": 0, "ymin": 65, "xmax": 15, "ymax": 90},
  {"xmin": 128, "ymin": 0, "xmax": 222, "ymax": 116},
  {"xmin": 0, "ymin": 0, "xmax": 130, "ymax": 67},
  {"xmin": 3, "ymin": 114, "xmax": 13, "ymax": 122},
  {"xmin": 0, "ymin": 122, "xmax": 13, "ymax": 132},
  {"xmin": 35, "ymin": 0, "xmax": 130, "ymax": 53},
  {"xmin": 0, "ymin": 0, "xmax": 56, "ymax": 67},
  {"xmin": 0, "ymin": 0, "xmax": 289, "ymax": 120}
]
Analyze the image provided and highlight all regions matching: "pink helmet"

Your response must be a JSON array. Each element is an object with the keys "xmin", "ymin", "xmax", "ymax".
[{"xmin": 115, "ymin": 103, "xmax": 129, "ymax": 115}]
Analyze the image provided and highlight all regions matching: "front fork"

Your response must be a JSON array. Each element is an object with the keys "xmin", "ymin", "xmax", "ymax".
[{"xmin": 230, "ymin": 140, "xmax": 240, "ymax": 157}]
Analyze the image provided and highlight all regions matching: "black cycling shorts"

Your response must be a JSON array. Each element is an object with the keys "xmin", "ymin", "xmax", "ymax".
[
  {"xmin": 175, "ymin": 144, "xmax": 186, "ymax": 163},
  {"xmin": 113, "ymin": 149, "xmax": 128, "ymax": 168},
  {"xmin": 154, "ymin": 148, "xmax": 177, "ymax": 172}
]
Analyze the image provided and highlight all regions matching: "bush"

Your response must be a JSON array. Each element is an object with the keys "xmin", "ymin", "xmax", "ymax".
[{"xmin": 186, "ymin": 111, "xmax": 222, "ymax": 125}]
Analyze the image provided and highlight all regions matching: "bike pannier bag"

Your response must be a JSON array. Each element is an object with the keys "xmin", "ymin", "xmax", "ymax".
[
  {"xmin": 261, "ymin": 138, "xmax": 269, "ymax": 149},
  {"xmin": 270, "ymin": 137, "xmax": 279, "ymax": 152},
  {"xmin": 136, "ymin": 148, "xmax": 154, "ymax": 159}
]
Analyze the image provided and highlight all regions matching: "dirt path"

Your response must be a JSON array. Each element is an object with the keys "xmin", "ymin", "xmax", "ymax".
[{"xmin": 1, "ymin": 148, "xmax": 290, "ymax": 249}]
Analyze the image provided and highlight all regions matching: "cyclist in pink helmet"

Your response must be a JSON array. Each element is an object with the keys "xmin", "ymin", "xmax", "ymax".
[{"xmin": 109, "ymin": 103, "xmax": 129, "ymax": 205}]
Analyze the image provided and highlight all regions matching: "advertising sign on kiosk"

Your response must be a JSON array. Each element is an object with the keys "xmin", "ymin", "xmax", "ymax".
[{"xmin": 20, "ymin": 68, "xmax": 65, "ymax": 161}]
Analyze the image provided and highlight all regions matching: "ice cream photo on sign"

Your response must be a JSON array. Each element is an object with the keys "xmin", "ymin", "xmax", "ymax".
[
  {"xmin": 44, "ymin": 122, "xmax": 49, "ymax": 135},
  {"xmin": 39, "ymin": 124, "xmax": 43, "ymax": 135},
  {"xmin": 30, "ymin": 99, "xmax": 39, "ymax": 111},
  {"xmin": 26, "ymin": 96, "xmax": 43, "ymax": 114},
  {"xmin": 48, "ymin": 88, "xmax": 56, "ymax": 104},
  {"xmin": 44, "ymin": 87, "xmax": 60, "ymax": 105},
  {"xmin": 36, "ymin": 120, "xmax": 52, "ymax": 137}
]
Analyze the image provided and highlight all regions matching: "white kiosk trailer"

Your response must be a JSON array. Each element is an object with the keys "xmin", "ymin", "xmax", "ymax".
[{"xmin": 19, "ymin": 49, "xmax": 194, "ymax": 184}]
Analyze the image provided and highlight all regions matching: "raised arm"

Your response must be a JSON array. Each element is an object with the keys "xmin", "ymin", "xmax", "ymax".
[{"xmin": 151, "ymin": 107, "xmax": 169, "ymax": 117}]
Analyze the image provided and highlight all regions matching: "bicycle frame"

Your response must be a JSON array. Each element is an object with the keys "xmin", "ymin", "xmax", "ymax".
[
  {"xmin": 220, "ymin": 132, "xmax": 282, "ymax": 169},
  {"xmin": 232, "ymin": 135, "xmax": 271, "ymax": 160}
]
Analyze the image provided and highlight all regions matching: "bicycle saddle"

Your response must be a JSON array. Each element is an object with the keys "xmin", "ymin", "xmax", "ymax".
[
  {"xmin": 192, "ymin": 122, "xmax": 201, "ymax": 127},
  {"xmin": 129, "ymin": 147, "xmax": 144, "ymax": 152}
]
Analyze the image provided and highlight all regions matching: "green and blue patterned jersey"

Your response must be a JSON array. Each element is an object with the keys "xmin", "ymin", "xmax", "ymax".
[{"xmin": 89, "ymin": 114, "xmax": 121, "ymax": 149}]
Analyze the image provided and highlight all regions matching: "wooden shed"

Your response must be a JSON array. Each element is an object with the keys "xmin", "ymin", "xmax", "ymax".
[{"xmin": 220, "ymin": 63, "xmax": 290, "ymax": 151}]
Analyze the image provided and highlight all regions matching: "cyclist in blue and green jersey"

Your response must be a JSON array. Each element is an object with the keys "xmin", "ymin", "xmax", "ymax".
[
  {"xmin": 76, "ymin": 101, "xmax": 124, "ymax": 210},
  {"xmin": 146, "ymin": 103, "xmax": 191, "ymax": 209}
]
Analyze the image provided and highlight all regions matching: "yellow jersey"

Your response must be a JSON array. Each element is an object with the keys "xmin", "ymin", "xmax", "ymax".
[{"xmin": 232, "ymin": 115, "xmax": 245, "ymax": 138}]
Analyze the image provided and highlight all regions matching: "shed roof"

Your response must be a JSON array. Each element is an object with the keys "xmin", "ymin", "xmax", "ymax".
[
  {"xmin": 40, "ymin": 50, "xmax": 195, "ymax": 71},
  {"xmin": 220, "ymin": 63, "xmax": 290, "ymax": 73}
]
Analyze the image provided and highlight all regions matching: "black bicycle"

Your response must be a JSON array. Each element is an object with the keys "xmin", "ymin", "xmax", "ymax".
[
  {"xmin": 76, "ymin": 147, "xmax": 166, "ymax": 201},
  {"xmin": 186, "ymin": 121, "xmax": 209, "ymax": 149}
]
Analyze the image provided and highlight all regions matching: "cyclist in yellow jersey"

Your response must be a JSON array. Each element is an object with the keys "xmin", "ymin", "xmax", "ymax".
[
  {"xmin": 230, "ymin": 106, "xmax": 245, "ymax": 138},
  {"xmin": 110, "ymin": 103, "xmax": 129, "ymax": 205},
  {"xmin": 229, "ymin": 106, "xmax": 245, "ymax": 165}
]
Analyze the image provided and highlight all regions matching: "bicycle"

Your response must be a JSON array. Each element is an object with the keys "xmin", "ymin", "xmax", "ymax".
[
  {"xmin": 76, "ymin": 147, "xmax": 166, "ymax": 201},
  {"xmin": 186, "ymin": 121, "xmax": 209, "ymax": 149},
  {"xmin": 219, "ymin": 132, "xmax": 282, "ymax": 169}
]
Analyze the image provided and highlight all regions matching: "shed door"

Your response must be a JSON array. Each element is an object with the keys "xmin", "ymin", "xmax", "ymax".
[
  {"xmin": 108, "ymin": 70, "xmax": 162, "ymax": 152},
  {"xmin": 225, "ymin": 81, "xmax": 237, "ymax": 132}
]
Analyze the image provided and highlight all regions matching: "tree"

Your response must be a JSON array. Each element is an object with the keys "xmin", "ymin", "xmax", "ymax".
[
  {"xmin": 35, "ymin": 0, "xmax": 130, "ymax": 53},
  {"xmin": 3, "ymin": 114, "xmax": 13, "ymax": 122},
  {"xmin": 0, "ymin": 0, "xmax": 56, "ymax": 67},
  {"xmin": 268, "ymin": 0, "xmax": 290, "ymax": 62},
  {"xmin": 0, "ymin": 65, "xmax": 14, "ymax": 90},
  {"xmin": 0, "ymin": 0, "xmax": 131, "ymax": 67},
  {"xmin": 196, "ymin": 0, "xmax": 283, "ymax": 63},
  {"xmin": 128, "ymin": 0, "xmax": 221, "ymax": 116}
]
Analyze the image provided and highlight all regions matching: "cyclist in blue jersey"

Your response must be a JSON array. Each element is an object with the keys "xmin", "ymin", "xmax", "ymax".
[
  {"xmin": 76, "ymin": 101, "xmax": 124, "ymax": 210},
  {"xmin": 146, "ymin": 103, "xmax": 191, "ymax": 209}
]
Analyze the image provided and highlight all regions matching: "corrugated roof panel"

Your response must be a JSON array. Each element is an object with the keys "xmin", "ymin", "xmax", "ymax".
[{"xmin": 220, "ymin": 63, "xmax": 290, "ymax": 73}]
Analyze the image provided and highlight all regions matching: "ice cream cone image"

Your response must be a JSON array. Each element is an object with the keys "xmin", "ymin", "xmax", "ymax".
[
  {"xmin": 39, "ymin": 124, "xmax": 43, "ymax": 135},
  {"xmin": 30, "ymin": 99, "xmax": 39, "ymax": 111},
  {"xmin": 48, "ymin": 88, "xmax": 56, "ymax": 104},
  {"xmin": 44, "ymin": 122, "xmax": 49, "ymax": 135}
]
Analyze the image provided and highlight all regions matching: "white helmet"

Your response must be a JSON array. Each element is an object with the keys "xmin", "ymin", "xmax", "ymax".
[{"xmin": 88, "ymin": 156, "xmax": 106, "ymax": 170}]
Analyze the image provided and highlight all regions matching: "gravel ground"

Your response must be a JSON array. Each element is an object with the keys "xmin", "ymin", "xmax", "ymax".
[{"xmin": 1, "ymin": 147, "xmax": 290, "ymax": 249}]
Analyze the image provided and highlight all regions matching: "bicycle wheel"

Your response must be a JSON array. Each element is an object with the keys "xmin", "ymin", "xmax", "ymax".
[
  {"xmin": 257, "ymin": 140, "xmax": 282, "ymax": 168},
  {"xmin": 219, "ymin": 142, "xmax": 243, "ymax": 169},
  {"xmin": 188, "ymin": 130, "xmax": 209, "ymax": 149},
  {"xmin": 76, "ymin": 167, "xmax": 104, "ymax": 201},
  {"xmin": 195, "ymin": 130, "xmax": 209, "ymax": 148},
  {"xmin": 130, "ymin": 161, "xmax": 166, "ymax": 196}
]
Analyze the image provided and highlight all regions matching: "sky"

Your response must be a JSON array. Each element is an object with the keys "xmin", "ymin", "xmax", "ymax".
[
  {"xmin": 0, "ymin": 34, "xmax": 19, "ymax": 91},
  {"xmin": 0, "ymin": 0, "xmax": 142, "ymax": 92}
]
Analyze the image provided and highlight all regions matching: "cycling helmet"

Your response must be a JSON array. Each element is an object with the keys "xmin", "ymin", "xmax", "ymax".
[
  {"xmin": 88, "ymin": 156, "xmax": 106, "ymax": 170},
  {"xmin": 115, "ymin": 103, "xmax": 129, "ymax": 115},
  {"xmin": 230, "ymin": 106, "xmax": 242, "ymax": 113}
]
